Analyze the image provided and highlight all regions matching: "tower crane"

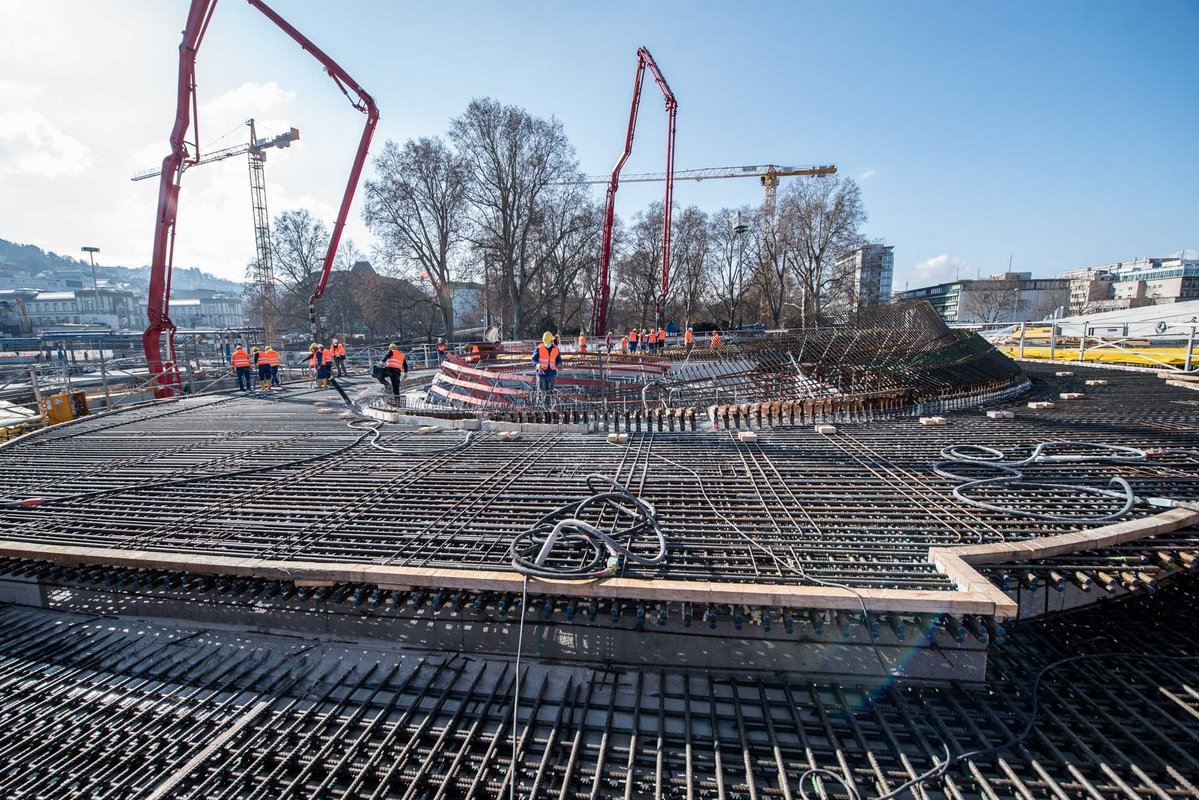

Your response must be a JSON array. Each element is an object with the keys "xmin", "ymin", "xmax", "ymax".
[
  {"xmin": 574, "ymin": 162, "xmax": 837, "ymax": 220},
  {"xmin": 133, "ymin": 119, "xmax": 299, "ymax": 344},
  {"xmin": 140, "ymin": 0, "xmax": 377, "ymax": 398}
]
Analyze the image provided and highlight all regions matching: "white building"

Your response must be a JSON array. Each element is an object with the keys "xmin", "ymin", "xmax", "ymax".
[
  {"xmin": 23, "ymin": 288, "xmax": 137, "ymax": 331},
  {"xmin": 1058, "ymin": 255, "xmax": 1199, "ymax": 312}
]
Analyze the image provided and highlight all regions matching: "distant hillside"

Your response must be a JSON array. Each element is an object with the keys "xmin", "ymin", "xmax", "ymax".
[{"xmin": 0, "ymin": 237, "xmax": 243, "ymax": 293}]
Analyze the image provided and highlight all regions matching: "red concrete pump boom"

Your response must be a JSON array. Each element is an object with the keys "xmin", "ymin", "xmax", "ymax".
[
  {"xmin": 594, "ymin": 47, "xmax": 676, "ymax": 335},
  {"xmin": 144, "ymin": 0, "xmax": 378, "ymax": 397}
]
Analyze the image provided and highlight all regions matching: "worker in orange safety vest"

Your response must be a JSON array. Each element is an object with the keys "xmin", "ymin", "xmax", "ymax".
[
  {"xmin": 380, "ymin": 343, "xmax": 409, "ymax": 396},
  {"xmin": 531, "ymin": 331, "xmax": 562, "ymax": 406},
  {"xmin": 436, "ymin": 337, "xmax": 448, "ymax": 362},
  {"xmin": 577, "ymin": 331, "xmax": 587, "ymax": 353},
  {"xmin": 309, "ymin": 343, "xmax": 331, "ymax": 388},
  {"xmin": 329, "ymin": 338, "xmax": 348, "ymax": 377},
  {"xmin": 711, "ymin": 330, "xmax": 723, "ymax": 349},
  {"xmin": 261, "ymin": 346, "xmax": 281, "ymax": 387},
  {"xmin": 684, "ymin": 327, "xmax": 695, "ymax": 354},
  {"xmin": 657, "ymin": 326, "xmax": 666, "ymax": 351},
  {"xmin": 619, "ymin": 334, "xmax": 629, "ymax": 354},
  {"xmin": 629, "ymin": 328, "xmax": 639, "ymax": 353},
  {"xmin": 231, "ymin": 345, "xmax": 253, "ymax": 392},
  {"xmin": 645, "ymin": 328, "xmax": 657, "ymax": 352}
]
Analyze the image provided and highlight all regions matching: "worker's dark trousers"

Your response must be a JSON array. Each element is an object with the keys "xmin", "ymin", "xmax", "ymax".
[
  {"xmin": 335, "ymin": 356, "xmax": 347, "ymax": 377},
  {"xmin": 630, "ymin": 342, "xmax": 638, "ymax": 352},
  {"xmin": 236, "ymin": 366, "xmax": 252, "ymax": 391},
  {"xmin": 538, "ymin": 371, "xmax": 556, "ymax": 405},
  {"xmin": 258, "ymin": 364, "xmax": 271, "ymax": 384},
  {"xmin": 382, "ymin": 367, "xmax": 405, "ymax": 395},
  {"xmin": 270, "ymin": 366, "xmax": 281, "ymax": 386}
]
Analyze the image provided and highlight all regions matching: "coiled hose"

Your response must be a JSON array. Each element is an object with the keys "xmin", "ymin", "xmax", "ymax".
[
  {"xmin": 933, "ymin": 440, "xmax": 1147, "ymax": 523},
  {"xmin": 509, "ymin": 474, "xmax": 666, "ymax": 579}
]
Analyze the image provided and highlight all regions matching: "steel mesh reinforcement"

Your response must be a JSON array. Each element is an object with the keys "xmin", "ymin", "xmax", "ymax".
[{"xmin": 0, "ymin": 574, "xmax": 1194, "ymax": 799}]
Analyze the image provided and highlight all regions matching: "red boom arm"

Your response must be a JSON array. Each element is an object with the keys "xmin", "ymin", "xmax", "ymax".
[
  {"xmin": 143, "ymin": 0, "xmax": 379, "ymax": 397},
  {"xmin": 594, "ymin": 46, "xmax": 677, "ymax": 335}
]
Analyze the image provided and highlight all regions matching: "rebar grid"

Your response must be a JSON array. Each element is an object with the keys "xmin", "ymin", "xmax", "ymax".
[
  {"xmin": 0, "ymin": 577, "xmax": 1195, "ymax": 799},
  {"xmin": 1, "ymin": 366, "xmax": 1198, "ymax": 590},
  {"xmin": 428, "ymin": 303, "xmax": 1025, "ymax": 414}
]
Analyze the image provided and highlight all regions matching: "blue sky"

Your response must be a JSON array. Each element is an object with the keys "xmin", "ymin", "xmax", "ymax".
[{"xmin": 1, "ymin": 0, "xmax": 1195, "ymax": 288}]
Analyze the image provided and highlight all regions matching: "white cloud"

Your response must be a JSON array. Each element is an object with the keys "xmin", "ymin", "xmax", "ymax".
[
  {"xmin": 201, "ymin": 81, "xmax": 298, "ymax": 144},
  {"xmin": 909, "ymin": 254, "xmax": 968, "ymax": 284},
  {"xmin": 857, "ymin": 168, "xmax": 877, "ymax": 181},
  {"xmin": 0, "ymin": 108, "xmax": 91, "ymax": 178}
]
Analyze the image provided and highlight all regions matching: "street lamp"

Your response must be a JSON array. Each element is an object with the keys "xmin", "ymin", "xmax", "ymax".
[
  {"xmin": 81, "ymin": 246, "xmax": 101, "ymax": 319},
  {"xmin": 732, "ymin": 212, "xmax": 749, "ymax": 329}
]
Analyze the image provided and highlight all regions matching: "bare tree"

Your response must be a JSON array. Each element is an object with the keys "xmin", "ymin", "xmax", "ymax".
[
  {"xmin": 669, "ymin": 205, "xmax": 710, "ymax": 328},
  {"xmin": 961, "ymin": 284, "xmax": 1018, "ymax": 323},
  {"xmin": 450, "ymin": 98, "xmax": 580, "ymax": 337},
  {"xmin": 616, "ymin": 202, "xmax": 665, "ymax": 330},
  {"xmin": 270, "ymin": 209, "xmax": 329, "ymax": 336},
  {"xmin": 779, "ymin": 176, "xmax": 867, "ymax": 322},
  {"xmin": 363, "ymin": 137, "xmax": 469, "ymax": 340},
  {"xmin": 752, "ymin": 208, "xmax": 790, "ymax": 327},
  {"xmin": 707, "ymin": 207, "xmax": 750, "ymax": 328},
  {"xmin": 534, "ymin": 193, "xmax": 602, "ymax": 334}
]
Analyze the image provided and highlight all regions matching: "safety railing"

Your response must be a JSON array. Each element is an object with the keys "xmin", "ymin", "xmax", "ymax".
[{"xmin": 988, "ymin": 319, "xmax": 1198, "ymax": 372}]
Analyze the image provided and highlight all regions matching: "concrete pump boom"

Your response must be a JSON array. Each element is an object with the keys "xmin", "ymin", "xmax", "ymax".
[
  {"xmin": 144, "ymin": 0, "xmax": 378, "ymax": 397},
  {"xmin": 594, "ymin": 47, "xmax": 676, "ymax": 336}
]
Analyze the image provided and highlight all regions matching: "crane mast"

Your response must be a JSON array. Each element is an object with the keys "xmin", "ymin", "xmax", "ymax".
[
  {"xmin": 246, "ymin": 120, "xmax": 278, "ymax": 343},
  {"xmin": 595, "ymin": 46, "xmax": 677, "ymax": 336}
]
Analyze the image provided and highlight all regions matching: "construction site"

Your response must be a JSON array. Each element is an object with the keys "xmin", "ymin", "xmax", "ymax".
[{"xmin": 2, "ymin": 2, "xmax": 1198, "ymax": 799}]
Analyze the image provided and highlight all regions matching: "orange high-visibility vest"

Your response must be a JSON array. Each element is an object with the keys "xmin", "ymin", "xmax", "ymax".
[
  {"xmin": 711, "ymin": 332, "xmax": 722, "ymax": 348},
  {"xmin": 436, "ymin": 342, "xmax": 447, "ymax": 353},
  {"xmin": 620, "ymin": 336, "xmax": 629, "ymax": 350},
  {"xmin": 658, "ymin": 328, "xmax": 666, "ymax": 342},
  {"xmin": 684, "ymin": 330, "xmax": 694, "ymax": 345},
  {"xmin": 231, "ymin": 349, "xmax": 251, "ymax": 368},
  {"xmin": 262, "ymin": 350, "xmax": 280, "ymax": 366},
  {"xmin": 309, "ymin": 349, "xmax": 326, "ymax": 367},
  {"xmin": 330, "ymin": 342, "xmax": 346, "ymax": 357},
  {"xmin": 535, "ymin": 343, "xmax": 559, "ymax": 372},
  {"xmin": 385, "ymin": 350, "xmax": 406, "ymax": 370},
  {"xmin": 629, "ymin": 330, "xmax": 639, "ymax": 342},
  {"xmin": 647, "ymin": 330, "xmax": 657, "ymax": 345}
]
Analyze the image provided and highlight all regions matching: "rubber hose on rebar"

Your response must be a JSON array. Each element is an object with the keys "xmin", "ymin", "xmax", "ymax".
[
  {"xmin": 509, "ymin": 474, "xmax": 666, "ymax": 579},
  {"xmin": 933, "ymin": 440, "xmax": 1146, "ymax": 523}
]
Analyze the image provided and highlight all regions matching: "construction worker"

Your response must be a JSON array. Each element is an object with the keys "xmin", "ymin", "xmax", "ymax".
[
  {"xmin": 645, "ymin": 328, "xmax": 657, "ymax": 353},
  {"xmin": 711, "ymin": 330, "xmax": 723, "ymax": 349},
  {"xmin": 531, "ymin": 331, "xmax": 562, "ymax": 406},
  {"xmin": 577, "ymin": 330, "xmax": 587, "ymax": 354},
  {"xmin": 684, "ymin": 326, "xmax": 695, "ymax": 354},
  {"xmin": 657, "ymin": 326, "xmax": 667, "ymax": 351},
  {"xmin": 330, "ymin": 338, "xmax": 348, "ymax": 377},
  {"xmin": 436, "ymin": 337, "xmax": 448, "ymax": 362},
  {"xmin": 619, "ymin": 333, "xmax": 629, "ymax": 354},
  {"xmin": 381, "ymin": 342, "xmax": 409, "ymax": 396},
  {"xmin": 605, "ymin": 331, "xmax": 614, "ymax": 353},
  {"xmin": 309, "ymin": 343, "xmax": 331, "ymax": 388},
  {"xmin": 231, "ymin": 345, "xmax": 252, "ymax": 392},
  {"xmin": 629, "ymin": 328, "xmax": 639, "ymax": 353},
  {"xmin": 252, "ymin": 347, "xmax": 270, "ymax": 389},
  {"xmin": 262, "ymin": 345, "xmax": 281, "ymax": 386}
]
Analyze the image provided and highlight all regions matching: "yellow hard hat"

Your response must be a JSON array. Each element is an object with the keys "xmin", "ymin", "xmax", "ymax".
[
  {"xmin": 251, "ymin": 347, "xmax": 260, "ymax": 352},
  {"xmin": 265, "ymin": 346, "xmax": 275, "ymax": 351},
  {"xmin": 309, "ymin": 343, "xmax": 318, "ymax": 350},
  {"xmin": 542, "ymin": 331, "xmax": 554, "ymax": 345}
]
